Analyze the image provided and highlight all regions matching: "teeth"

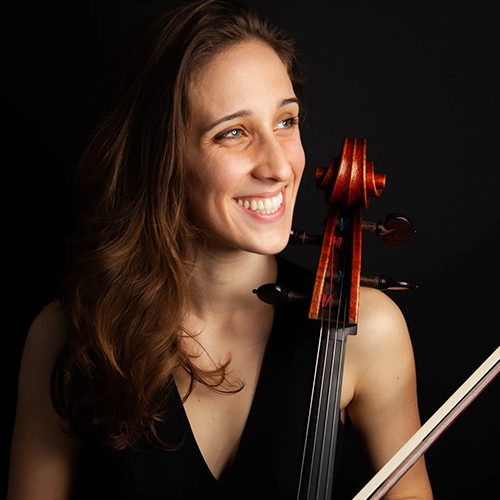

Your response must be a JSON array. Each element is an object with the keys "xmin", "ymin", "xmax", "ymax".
[{"xmin": 236, "ymin": 192, "xmax": 283, "ymax": 214}]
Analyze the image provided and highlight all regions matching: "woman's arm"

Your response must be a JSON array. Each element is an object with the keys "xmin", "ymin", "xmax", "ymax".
[
  {"xmin": 8, "ymin": 302, "xmax": 80, "ymax": 500},
  {"xmin": 345, "ymin": 288, "xmax": 433, "ymax": 500}
]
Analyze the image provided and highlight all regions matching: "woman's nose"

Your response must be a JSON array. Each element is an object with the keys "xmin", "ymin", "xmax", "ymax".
[{"xmin": 251, "ymin": 134, "xmax": 293, "ymax": 182}]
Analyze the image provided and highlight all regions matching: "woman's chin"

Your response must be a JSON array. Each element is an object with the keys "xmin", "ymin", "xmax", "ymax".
[{"xmin": 242, "ymin": 234, "xmax": 290, "ymax": 257}]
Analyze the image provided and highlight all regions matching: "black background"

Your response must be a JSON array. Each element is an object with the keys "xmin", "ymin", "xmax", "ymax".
[{"xmin": 4, "ymin": 0, "xmax": 499, "ymax": 498}]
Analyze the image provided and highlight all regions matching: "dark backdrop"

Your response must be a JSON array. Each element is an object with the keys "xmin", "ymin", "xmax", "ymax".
[{"xmin": 4, "ymin": 0, "xmax": 499, "ymax": 498}]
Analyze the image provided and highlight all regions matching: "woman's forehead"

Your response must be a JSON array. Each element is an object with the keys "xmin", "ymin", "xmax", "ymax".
[{"xmin": 187, "ymin": 40, "xmax": 295, "ymax": 122}]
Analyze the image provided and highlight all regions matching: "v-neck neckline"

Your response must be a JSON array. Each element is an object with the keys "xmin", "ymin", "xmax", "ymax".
[{"xmin": 172, "ymin": 307, "xmax": 281, "ymax": 485}]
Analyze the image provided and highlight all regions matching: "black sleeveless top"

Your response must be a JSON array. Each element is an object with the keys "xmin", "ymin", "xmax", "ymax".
[{"xmin": 73, "ymin": 257, "xmax": 349, "ymax": 500}]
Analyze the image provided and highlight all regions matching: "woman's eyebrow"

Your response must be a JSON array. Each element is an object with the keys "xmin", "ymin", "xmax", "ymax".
[
  {"xmin": 204, "ymin": 110, "xmax": 251, "ymax": 134},
  {"xmin": 203, "ymin": 97, "xmax": 299, "ymax": 134},
  {"xmin": 281, "ymin": 97, "xmax": 299, "ymax": 107}
]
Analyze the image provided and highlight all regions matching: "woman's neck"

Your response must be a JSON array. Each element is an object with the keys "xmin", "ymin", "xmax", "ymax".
[
  {"xmin": 177, "ymin": 250, "xmax": 277, "ymax": 373},
  {"xmin": 188, "ymin": 250, "xmax": 277, "ymax": 322}
]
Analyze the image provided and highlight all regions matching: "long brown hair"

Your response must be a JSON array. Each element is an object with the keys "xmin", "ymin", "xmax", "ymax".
[{"xmin": 52, "ymin": 0, "xmax": 305, "ymax": 451}]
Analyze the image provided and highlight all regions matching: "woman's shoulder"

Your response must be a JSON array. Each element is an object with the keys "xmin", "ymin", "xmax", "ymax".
[
  {"xmin": 25, "ymin": 300, "xmax": 69, "ymax": 360},
  {"xmin": 358, "ymin": 287, "xmax": 408, "ymax": 331},
  {"xmin": 30, "ymin": 299, "xmax": 67, "ymax": 331},
  {"xmin": 348, "ymin": 288, "xmax": 414, "ymax": 375},
  {"xmin": 20, "ymin": 300, "xmax": 69, "ymax": 390},
  {"xmin": 9, "ymin": 301, "xmax": 80, "ymax": 499}
]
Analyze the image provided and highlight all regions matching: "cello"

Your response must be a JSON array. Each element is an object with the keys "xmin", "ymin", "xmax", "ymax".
[{"xmin": 254, "ymin": 137, "xmax": 500, "ymax": 499}]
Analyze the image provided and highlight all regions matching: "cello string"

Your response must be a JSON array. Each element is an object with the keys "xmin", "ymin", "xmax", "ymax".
[
  {"xmin": 305, "ymin": 238, "xmax": 337, "ymax": 499},
  {"xmin": 325, "ymin": 288, "xmax": 349, "ymax": 496},
  {"xmin": 296, "ymin": 218, "xmax": 335, "ymax": 499},
  {"xmin": 296, "ymin": 310, "xmax": 326, "ymax": 499},
  {"xmin": 315, "ymin": 236, "xmax": 340, "ymax": 497},
  {"xmin": 297, "ymin": 212, "xmax": 351, "ymax": 500},
  {"xmin": 315, "ymin": 226, "xmax": 350, "ymax": 499},
  {"xmin": 322, "ymin": 225, "xmax": 351, "ymax": 498},
  {"xmin": 301, "ymin": 223, "xmax": 341, "ymax": 499}
]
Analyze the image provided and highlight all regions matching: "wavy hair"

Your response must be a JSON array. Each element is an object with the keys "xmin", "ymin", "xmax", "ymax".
[{"xmin": 52, "ymin": 0, "xmax": 305, "ymax": 451}]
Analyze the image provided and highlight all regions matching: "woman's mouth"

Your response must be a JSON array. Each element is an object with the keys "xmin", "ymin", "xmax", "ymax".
[{"xmin": 235, "ymin": 191, "xmax": 283, "ymax": 215}]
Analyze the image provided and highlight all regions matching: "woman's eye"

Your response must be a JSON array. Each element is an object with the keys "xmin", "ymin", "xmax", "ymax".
[
  {"xmin": 216, "ymin": 128, "xmax": 243, "ymax": 140},
  {"xmin": 276, "ymin": 117, "xmax": 299, "ymax": 130}
]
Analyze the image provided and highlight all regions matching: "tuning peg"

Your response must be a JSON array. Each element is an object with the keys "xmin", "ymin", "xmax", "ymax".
[
  {"xmin": 360, "ymin": 274, "xmax": 418, "ymax": 291},
  {"xmin": 290, "ymin": 213, "xmax": 415, "ymax": 248},
  {"xmin": 289, "ymin": 227, "xmax": 346, "ymax": 249},
  {"xmin": 252, "ymin": 283, "xmax": 308, "ymax": 306},
  {"xmin": 289, "ymin": 229, "xmax": 323, "ymax": 246},
  {"xmin": 253, "ymin": 273, "xmax": 416, "ymax": 308},
  {"xmin": 362, "ymin": 213, "xmax": 416, "ymax": 246},
  {"xmin": 323, "ymin": 270, "xmax": 417, "ymax": 291}
]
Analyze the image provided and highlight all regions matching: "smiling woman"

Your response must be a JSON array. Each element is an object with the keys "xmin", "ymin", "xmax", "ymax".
[
  {"xmin": 186, "ymin": 40, "xmax": 304, "ymax": 255},
  {"xmin": 8, "ymin": 1, "xmax": 432, "ymax": 499}
]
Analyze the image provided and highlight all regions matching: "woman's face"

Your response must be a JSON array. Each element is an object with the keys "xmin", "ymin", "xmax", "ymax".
[{"xmin": 185, "ymin": 40, "xmax": 305, "ymax": 256}]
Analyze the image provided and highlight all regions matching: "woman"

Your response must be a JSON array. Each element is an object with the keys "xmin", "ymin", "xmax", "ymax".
[{"xmin": 8, "ymin": 1, "xmax": 433, "ymax": 498}]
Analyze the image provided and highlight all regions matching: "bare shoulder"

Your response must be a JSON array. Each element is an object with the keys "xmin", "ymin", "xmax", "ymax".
[
  {"xmin": 26, "ymin": 300, "xmax": 68, "ymax": 350},
  {"xmin": 358, "ymin": 287, "xmax": 408, "ymax": 333},
  {"xmin": 352, "ymin": 287, "xmax": 411, "ymax": 354},
  {"xmin": 19, "ymin": 301, "xmax": 69, "ymax": 382},
  {"xmin": 345, "ymin": 287, "xmax": 415, "ymax": 397},
  {"xmin": 16, "ymin": 299, "xmax": 69, "ymax": 417},
  {"xmin": 8, "ymin": 301, "xmax": 79, "ymax": 500}
]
